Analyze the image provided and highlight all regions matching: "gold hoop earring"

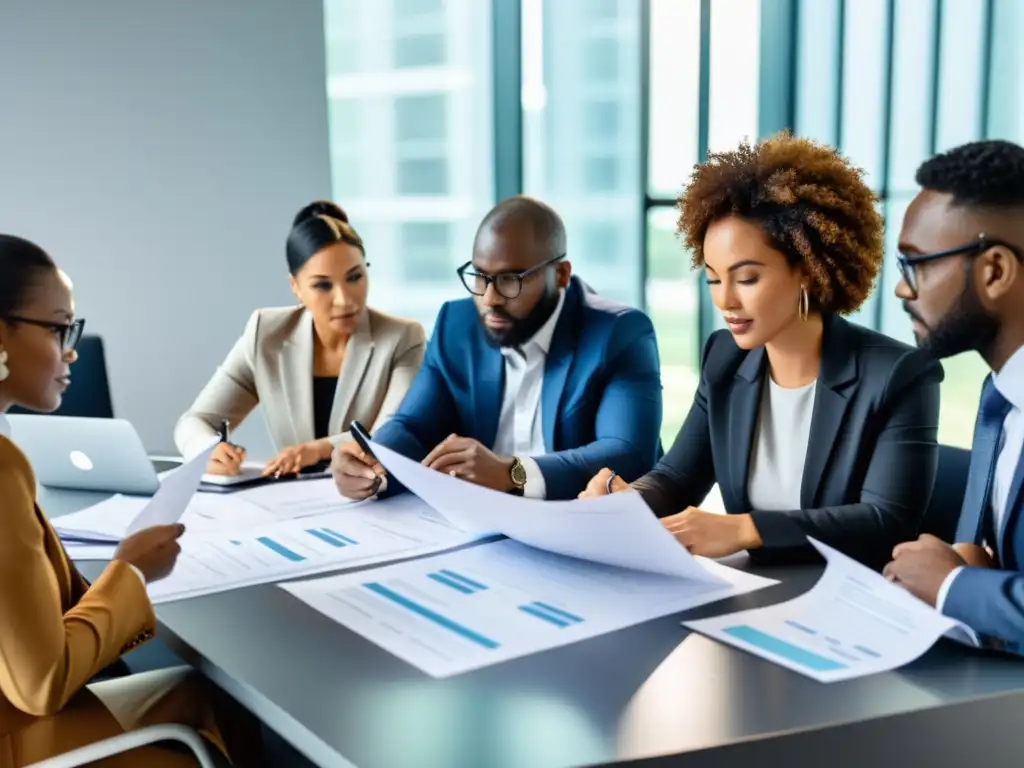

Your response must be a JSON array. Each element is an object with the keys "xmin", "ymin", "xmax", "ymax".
[{"xmin": 799, "ymin": 286, "xmax": 810, "ymax": 321}]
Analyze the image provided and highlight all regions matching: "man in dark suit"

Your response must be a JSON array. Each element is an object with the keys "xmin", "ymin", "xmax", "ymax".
[
  {"xmin": 332, "ymin": 196, "xmax": 663, "ymax": 501},
  {"xmin": 884, "ymin": 140, "xmax": 1024, "ymax": 651}
]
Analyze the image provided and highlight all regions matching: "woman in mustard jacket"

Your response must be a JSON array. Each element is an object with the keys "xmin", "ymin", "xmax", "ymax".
[{"xmin": 0, "ymin": 234, "xmax": 265, "ymax": 766}]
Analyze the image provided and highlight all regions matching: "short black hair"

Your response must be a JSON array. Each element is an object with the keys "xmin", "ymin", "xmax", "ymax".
[
  {"xmin": 286, "ymin": 200, "xmax": 365, "ymax": 275},
  {"xmin": 476, "ymin": 196, "xmax": 567, "ymax": 261},
  {"xmin": 0, "ymin": 235, "xmax": 57, "ymax": 317},
  {"xmin": 915, "ymin": 139, "xmax": 1024, "ymax": 208}
]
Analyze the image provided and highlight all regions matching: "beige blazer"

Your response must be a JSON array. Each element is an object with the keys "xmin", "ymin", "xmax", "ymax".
[
  {"xmin": 0, "ymin": 433, "xmax": 157, "ymax": 765},
  {"xmin": 174, "ymin": 305, "xmax": 426, "ymax": 459}
]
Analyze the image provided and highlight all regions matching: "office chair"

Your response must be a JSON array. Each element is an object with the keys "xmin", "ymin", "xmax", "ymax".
[
  {"xmin": 9, "ymin": 335, "xmax": 114, "ymax": 419},
  {"xmin": 918, "ymin": 444, "xmax": 971, "ymax": 543},
  {"xmin": 26, "ymin": 724, "xmax": 223, "ymax": 767}
]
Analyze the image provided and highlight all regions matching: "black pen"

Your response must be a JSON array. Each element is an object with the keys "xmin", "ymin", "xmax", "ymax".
[
  {"xmin": 350, "ymin": 420, "xmax": 383, "ymax": 495},
  {"xmin": 219, "ymin": 419, "xmax": 230, "ymax": 444}
]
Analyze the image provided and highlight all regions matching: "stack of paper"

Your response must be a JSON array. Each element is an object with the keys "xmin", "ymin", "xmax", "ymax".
[{"xmin": 55, "ymin": 478, "xmax": 358, "ymax": 560}]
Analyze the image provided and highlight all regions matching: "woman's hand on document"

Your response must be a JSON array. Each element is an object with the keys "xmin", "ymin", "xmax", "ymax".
[
  {"xmin": 577, "ymin": 468, "xmax": 629, "ymax": 498},
  {"xmin": 263, "ymin": 439, "xmax": 332, "ymax": 478},
  {"xmin": 206, "ymin": 442, "xmax": 246, "ymax": 476},
  {"xmin": 661, "ymin": 508, "xmax": 762, "ymax": 558}
]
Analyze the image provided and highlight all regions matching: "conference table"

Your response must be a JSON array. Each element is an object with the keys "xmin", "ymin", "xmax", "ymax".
[{"xmin": 42, "ymin": 483, "xmax": 1024, "ymax": 768}]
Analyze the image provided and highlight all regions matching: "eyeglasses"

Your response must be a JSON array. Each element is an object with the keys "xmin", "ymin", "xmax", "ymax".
[
  {"xmin": 896, "ymin": 234, "xmax": 1023, "ymax": 298},
  {"xmin": 457, "ymin": 254, "xmax": 566, "ymax": 299},
  {"xmin": 2, "ymin": 316, "xmax": 85, "ymax": 354}
]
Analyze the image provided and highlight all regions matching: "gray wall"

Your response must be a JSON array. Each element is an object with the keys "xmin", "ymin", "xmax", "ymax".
[{"xmin": 0, "ymin": 0, "xmax": 332, "ymax": 456}]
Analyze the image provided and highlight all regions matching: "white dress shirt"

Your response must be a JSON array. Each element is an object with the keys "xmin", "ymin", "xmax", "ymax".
[
  {"xmin": 0, "ymin": 412, "xmax": 147, "ymax": 585},
  {"xmin": 747, "ymin": 377, "xmax": 817, "ymax": 511},
  {"xmin": 490, "ymin": 289, "xmax": 566, "ymax": 499},
  {"xmin": 937, "ymin": 345, "xmax": 1024, "ymax": 612}
]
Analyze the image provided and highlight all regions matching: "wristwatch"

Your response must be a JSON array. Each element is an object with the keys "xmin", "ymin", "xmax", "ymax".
[{"xmin": 509, "ymin": 457, "xmax": 527, "ymax": 495}]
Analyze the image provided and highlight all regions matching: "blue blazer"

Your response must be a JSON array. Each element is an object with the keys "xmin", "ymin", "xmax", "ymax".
[
  {"xmin": 946, "ymin": 422, "xmax": 1024, "ymax": 650},
  {"xmin": 372, "ymin": 276, "xmax": 663, "ymax": 500}
]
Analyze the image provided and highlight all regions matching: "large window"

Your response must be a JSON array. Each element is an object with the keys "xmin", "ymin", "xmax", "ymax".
[
  {"xmin": 521, "ymin": 0, "xmax": 642, "ymax": 308},
  {"xmin": 322, "ymin": 0, "xmax": 494, "ymax": 334},
  {"xmin": 321, "ymin": 0, "xmax": 1024, "ymax": 449}
]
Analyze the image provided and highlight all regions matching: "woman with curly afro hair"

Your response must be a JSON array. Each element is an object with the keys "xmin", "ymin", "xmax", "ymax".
[{"xmin": 581, "ymin": 132, "xmax": 944, "ymax": 569}]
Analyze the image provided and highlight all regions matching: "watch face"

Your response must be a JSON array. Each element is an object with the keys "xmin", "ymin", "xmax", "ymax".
[{"xmin": 511, "ymin": 462, "xmax": 527, "ymax": 485}]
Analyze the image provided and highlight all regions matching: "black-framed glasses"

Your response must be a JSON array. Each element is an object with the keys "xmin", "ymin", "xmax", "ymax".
[
  {"xmin": 896, "ymin": 234, "xmax": 1023, "ymax": 298},
  {"xmin": 2, "ymin": 316, "xmax": 85, "ymax": 354},
  {"xmin": 457, "ymin": 254, "xmax": 566, "ymax": 299}
]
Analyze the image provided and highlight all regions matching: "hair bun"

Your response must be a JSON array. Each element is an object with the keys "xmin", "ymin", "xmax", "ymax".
[{"xmin": 293, "ymin": 200, "xmax": 349, "ymax": 227}]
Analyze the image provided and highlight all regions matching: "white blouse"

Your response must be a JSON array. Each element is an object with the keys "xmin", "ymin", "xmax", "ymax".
[{"xmin": 746, "ymin": 377, "xmax": 816, "ymax": 511}]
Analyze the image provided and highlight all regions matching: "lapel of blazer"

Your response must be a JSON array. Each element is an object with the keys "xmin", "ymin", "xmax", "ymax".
[
  {"xmin": 329, "ymin": 310, "xmax": 375, "ymax": 435},
  {"xmin": 541, "ymin": 284, "xmax": 581, "ymax": 451},
  {"xmin": 997, "ymin": 453, "xmax": 1024, "ymax": 567},
  {"xmin": 727, "ymin": 346, "xmax": 766, "ymax": 512},
  {"xmin": 800, "ymin": 314, "xmax": 858, "ymax": 509},
  {"xmin": 38, "ymin": 507, "xmax": 76, "ymax": 607},
  {"xmin": 280, "ymin": 310, "xmax": 315, "ymax": 445}
]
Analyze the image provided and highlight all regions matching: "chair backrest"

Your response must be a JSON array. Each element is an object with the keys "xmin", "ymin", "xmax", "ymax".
[
  {"xmin": 8, "ymin": 335, "xmax": 114, "ymax": 419},
  {"xmin": 918, "ymin": 444, "xmax": 972, "ymax": 542}
]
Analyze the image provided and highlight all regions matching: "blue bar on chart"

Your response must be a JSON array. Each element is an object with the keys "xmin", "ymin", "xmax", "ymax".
[
  {"xmin": 519, "ymin": 604, "xmax": 570, "ymax": 628},
  {"xmin": 306, "ymin": 529, "xmax": 347, "ymax": 548},
  {"xmin": 363, "ymin": 582, "xmax": 500, "ymax": 649},
  {"xmin": 723, "ymin": 625, "xmax": 847, "ymax": 672},
  {"xmin": 256, "ymin": 537, "xmax": 306, "ymax": 562},
  {"xmin": 532, "ymin": 601, "xmax": 584, "ymax": 624},
  {"xmin": 854, "ymin": 644, "xmax": 881, "ymax": 658},
  {"xmin": 439, "ymin": 569, "xmax": 487, "ymax": 591},
  {"xmin": 323, "ymin": 528, "xmax": 358, "ymax": 545},
  {"xmin": 428, "ymin": 572, "xmax": 475, "ymax": 594},
  {"xmin": 784, "ymin": 619, "xmax": 817, "ymax": 635}
]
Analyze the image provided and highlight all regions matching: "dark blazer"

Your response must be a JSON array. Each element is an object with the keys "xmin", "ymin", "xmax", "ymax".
[
  {"xmin": 633, "ymin": 313, "xmax": 944, "ymax": 568},
  {"xmin": 945, "ymin": 392, "xmax": 1024, "ymax": 650},
  {"xmin": 373, "ymin": 276, "xmax": 664, "ymax": 500}
]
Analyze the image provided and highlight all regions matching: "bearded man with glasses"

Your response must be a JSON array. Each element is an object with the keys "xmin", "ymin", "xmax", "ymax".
[
  {"xmin": 332, "ymin": 195, "xmax": 663, "ymax": 501},
  {"xmin": 884, "ymin": 140, "xmax": 1024, "ymax": 654}
]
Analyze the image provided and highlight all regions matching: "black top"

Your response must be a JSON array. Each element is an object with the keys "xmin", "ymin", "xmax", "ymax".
[
  {"xmin": 312, "ymin": 376, "xmax": 338, "ymax": 441},
  {"xmin": 631, "ymin": 313, "xmax": 945, "ymax": 569}
]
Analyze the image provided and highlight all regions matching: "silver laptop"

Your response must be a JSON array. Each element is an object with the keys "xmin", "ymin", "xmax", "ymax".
[{"xmin": 5, "ymin": 415, "xmax": 160, "ymax": 494}]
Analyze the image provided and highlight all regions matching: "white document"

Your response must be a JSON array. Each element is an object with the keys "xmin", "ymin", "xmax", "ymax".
[
  {"xmin": 146, "ymin": 494, "xmax": 481, "ymax": 604},
  {"xmin": 125, "ymin": 440, "xmax": 218, "ymax": 535},
  {"xmin": 232, "ymin": 478, "xmax": 359, "ymax": 519},
  {"xmin": 200, "ymin": 461, "xmax": 330, "ymax": 486},
  {"xmin": 53, "ymin": 495, "xmax": 148, "ymax": 544},
  {"xmin": 282, "ymin": 539, "xmax": 777, "ymax": 677},
  {"xmin": 53, "ymin": 477, "xmax": 350, "ymax": 551},
  {"xmin": 684, "ymin": 538, "xmax": 980, "ymax": 683},
  {"xmin": 370, "ymin": 441, "xmax": 725, "ymax": 583},
  {"xmin": 52, "ymin": 492, "xmax": 280, "ymax": 544},
  {"xmin": 63, "ymin": 542, "xmax": 119, "ymax": 561}
]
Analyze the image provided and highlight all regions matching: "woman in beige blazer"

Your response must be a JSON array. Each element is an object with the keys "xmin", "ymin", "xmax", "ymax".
[
  {"xmin": 0, "ymin": 234, "xmax": 265, "ymax": 766},
  {"xmin": 175, "ymin": 201, "xmax": 426, "ymax": 477}
]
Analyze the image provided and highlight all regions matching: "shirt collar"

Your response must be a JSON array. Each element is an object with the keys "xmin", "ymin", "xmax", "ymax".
[
  {"xmin": 994, "ymin": 344, "xmax": 1024, "ymax": 412},
  {"xmin": 0, "ymin": 414, "xmax": 9, "ymax": 439},
  {"xmin": 500, "ymin": 289, "xmax": 566, "ymax": 360}
]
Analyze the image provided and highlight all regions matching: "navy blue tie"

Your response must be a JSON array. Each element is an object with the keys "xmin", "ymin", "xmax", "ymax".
[{"xmin": 956, "ymin": 376, "xmax": 1013, "ymax": 546}]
